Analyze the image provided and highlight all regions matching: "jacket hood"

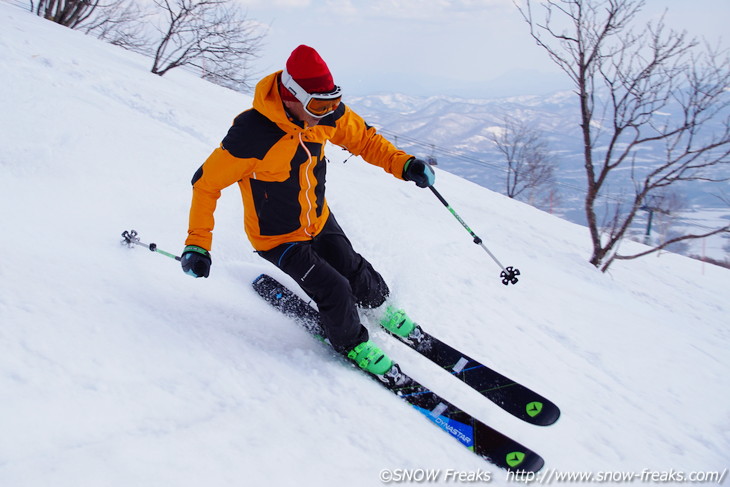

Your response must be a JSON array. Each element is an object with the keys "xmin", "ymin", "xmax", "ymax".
[{"xmin": 252, "ymin": 71, "xmax": 297, "ymax": 129}]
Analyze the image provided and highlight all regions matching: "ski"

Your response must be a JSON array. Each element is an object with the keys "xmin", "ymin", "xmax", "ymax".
[
  {"xmin": 252, "ymin": 274, "xmax": 545, "ymax": 472},
  {"xmin": 378, "ymin": 308, "xmax": 560, "ymax": 426}
]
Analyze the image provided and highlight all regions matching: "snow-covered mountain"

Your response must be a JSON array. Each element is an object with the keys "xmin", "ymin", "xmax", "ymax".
[
  {"xmin": 1, "ymin": 4, "xmax": 729, "ymax": 486},
  {"xmin": 348, "ymin": 89, "xmax": 730, "ymax": 261}
]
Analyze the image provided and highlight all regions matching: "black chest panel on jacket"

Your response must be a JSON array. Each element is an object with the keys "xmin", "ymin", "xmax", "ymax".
[{"xmin": 222, "ymin": 109, "xmax": 287, "ymax": 159}]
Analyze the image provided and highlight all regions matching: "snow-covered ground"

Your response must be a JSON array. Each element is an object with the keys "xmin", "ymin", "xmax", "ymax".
[{"xmin": 1, "ymin": 4, "xmax": 728, "ymax": 486}]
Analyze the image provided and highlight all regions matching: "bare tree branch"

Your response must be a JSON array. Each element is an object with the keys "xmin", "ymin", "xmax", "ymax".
[
  {"xmin": 515, "ymin": 0, "xmax": 730, "ymax": 271},
  {"xmin": 148, "ymin": 0, "xmax": 265, "ymax": 92},
  {"xmin": 602, "ymin": 224, "xmax": 730, "ymax": 271},
  {"xmin": 78, "ymin": 0, "xmax": 152, "ymax": 52},
  {"xmin": 490, "ymin": 115, "xmax": 558, "ymax": 205}
]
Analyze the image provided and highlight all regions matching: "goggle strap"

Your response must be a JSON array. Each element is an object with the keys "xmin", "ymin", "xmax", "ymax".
[{"xmin": 281, "ymin": 69, "xmax": 308, "ymax": 105}]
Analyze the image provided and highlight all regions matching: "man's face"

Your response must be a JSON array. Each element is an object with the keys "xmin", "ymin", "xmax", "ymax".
[{"xmin": 283, "ymin": 100, "xmax": 322, "ymax": 127}]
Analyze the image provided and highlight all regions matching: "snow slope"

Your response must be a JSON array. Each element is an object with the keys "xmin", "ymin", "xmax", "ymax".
[{"xmin": 1, "ymin": 4, "xmax": 728, "ymax": 486}]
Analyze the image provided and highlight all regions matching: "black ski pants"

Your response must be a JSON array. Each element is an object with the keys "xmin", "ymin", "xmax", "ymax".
[{"xmin": 257, "ymin": 213, "xmax": 389, "ymax": 353}]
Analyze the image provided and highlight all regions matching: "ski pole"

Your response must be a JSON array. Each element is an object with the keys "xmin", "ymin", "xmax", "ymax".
[
  {"xmin": 121, "ymin": 229, "xmax": 181, "ymax": 261},
  {"xmin": 428, "ymin": 186, "xmax": 520, "ymax": 285}
]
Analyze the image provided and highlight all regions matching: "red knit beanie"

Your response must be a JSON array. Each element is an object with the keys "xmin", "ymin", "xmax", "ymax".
[{"xmin": 280, "ymin": 45, "xmax": 335, "ymax": 102}]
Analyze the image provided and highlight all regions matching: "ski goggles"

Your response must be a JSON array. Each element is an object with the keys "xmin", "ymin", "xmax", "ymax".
[{"xmin": 281, "ymin": 68, "xmax": 342, "ymax": 118}]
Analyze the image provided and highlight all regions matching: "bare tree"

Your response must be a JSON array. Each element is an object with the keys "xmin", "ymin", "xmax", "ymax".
[
  {"xmin": 78, "ymin": 0, "xmax": 151, "ymax": 52},
  {"xmin": 490, "ymin": 115, "xmax": 558, "ymax": 205},
  {"xmin": 30, "ymin": 0, "xmax": 100, "ymax": 27},
  {"xmin": 150, "ymin": 0, "xmax": 265, "ymax": 92},
  {"xmin": 515, "ymin": 0, "xmax": 730, "ymax": 271}
]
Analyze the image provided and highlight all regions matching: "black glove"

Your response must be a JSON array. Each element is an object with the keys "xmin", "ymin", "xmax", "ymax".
[
  {"xmin": 403, "ymin": 158, "xmax": 435, "ymax": 188},
  {"xmin": 180, "ymin": 245, "xmax": 211, "ymax": 278}
]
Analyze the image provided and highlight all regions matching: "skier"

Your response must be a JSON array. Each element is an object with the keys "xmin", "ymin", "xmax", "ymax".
[{"xmin": 180, "ymin": 45, "xmax": 434, "ymax": 380}]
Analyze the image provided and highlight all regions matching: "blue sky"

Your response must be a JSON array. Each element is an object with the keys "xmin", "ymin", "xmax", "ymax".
[{"xmin": 238, "ymin": 0, "xmax": 730, "ymax": 98}]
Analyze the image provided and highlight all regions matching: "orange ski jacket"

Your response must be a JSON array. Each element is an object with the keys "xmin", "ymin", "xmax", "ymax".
[{"xmin": 185, "ymin": 71, "xmax": 413, "ymax": 252}]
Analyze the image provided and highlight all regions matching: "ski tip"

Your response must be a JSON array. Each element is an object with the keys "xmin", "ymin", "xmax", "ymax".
[
  {"xmin": 501, "ymin": 448, "xmax": 545, "ymax": 473},
  {"xmin": 542, "ymin": 407, "xmax": 561, "ymax": 426},
  {"xmin": 520, "ymin": 452, "xmax": 545, "ymax": 473},
  {"xmin": 525, "ymin": 402, "xmax": 561, "ymax": 426}
]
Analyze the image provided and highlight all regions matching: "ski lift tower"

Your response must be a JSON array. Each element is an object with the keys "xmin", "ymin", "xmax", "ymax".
[{"xmin": 640, "ymin": 194, "xmax": 667, "ymax": 245}]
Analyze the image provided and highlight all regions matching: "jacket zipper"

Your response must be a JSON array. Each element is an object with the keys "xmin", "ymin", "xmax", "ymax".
[{"xmin": 298, "ymin": 132, "xmax": 315, "ymax": 236}]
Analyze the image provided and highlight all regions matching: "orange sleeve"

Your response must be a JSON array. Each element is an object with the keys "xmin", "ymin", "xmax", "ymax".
[
  {"xmin": 185, "ymin": 147, "xmax": 255, "ymax": 250},
  {"xmin": 330, "ymin": 107, "xmax": 412, "ymax": 179}
]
